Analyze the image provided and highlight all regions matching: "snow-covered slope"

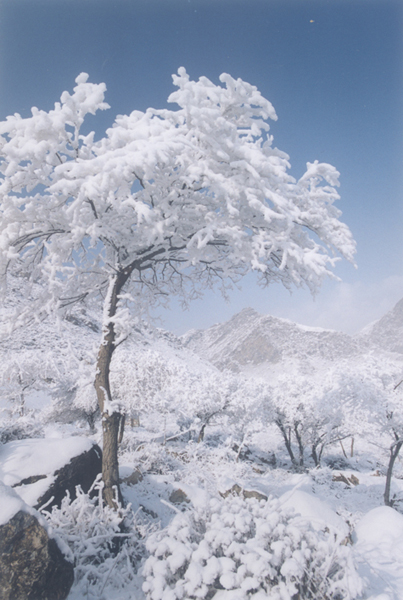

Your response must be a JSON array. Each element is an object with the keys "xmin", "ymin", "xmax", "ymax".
[
  {"xmin": 2, "ymin": 301, "xmax": 403, "ymax": 599},
  {"xmin": 182, "ymin": 307, "xmax": 363, "ymax": 373},
  {"xmin": 357, "ymin": 297, "xmax": 403, "ymax": 354}
]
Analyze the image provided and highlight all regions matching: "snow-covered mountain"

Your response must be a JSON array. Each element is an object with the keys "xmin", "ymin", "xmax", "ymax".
[
  {"xmin": 182, "ymin": 307, "xmax": 364, "ymax": 374},
  {"xmin": 357, "ymin": 298, "xmax": 403, "ymax": 354}
]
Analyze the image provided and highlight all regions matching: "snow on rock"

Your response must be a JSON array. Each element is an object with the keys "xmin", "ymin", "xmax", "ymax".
[
  {"xmin": 0, "ymin": 480, "xmax": 58, "ymax": 543},
  {"xmin": 0, "ymin": 480, "xmax": 28, "ymax": 526},
  {"xmin": 0, "ymin": 437, "xmax": 95, "ymax": 506},
  {"xmin": 279, "ymin": 489, "xmax": 349, "ymax": 538},
  {"xmin": 0, "ymin": 484, "xmax": 74, "ymax": 600},
  {"xmin": 0, "ymin": 480, "xmax": 71, "ymax": 558},
  {"xmin": 0, "ymin": 437, "xmax": 94, "ymax": 487}
]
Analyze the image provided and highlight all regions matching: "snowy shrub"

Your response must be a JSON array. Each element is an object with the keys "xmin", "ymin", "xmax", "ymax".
[
  {"xmin": 110, "ymin": 345, "xmax": 226, "ymax": 429},
  {"xmin": 43, "ymin": 476, "xmax": 148, "ymax": 600},
  {"xmin": 268, "ymin": 373, "xmax": 349, "ymax": 470},
  {"xmin": 0, "ymin": 417, "xmax": 44, "ymax": 443},
  {"xmin": 143, "ymin": 495, "xmax": 362, "ymax": 600}
]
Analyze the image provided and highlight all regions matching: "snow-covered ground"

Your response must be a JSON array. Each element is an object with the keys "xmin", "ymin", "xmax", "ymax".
[
  {"xmin": 2, "ymin": 301, "xmax": 403, "ymax": 599},
  {"xmin": 1, "ymin": 411, "xmax": 402, "ymax": 600}
]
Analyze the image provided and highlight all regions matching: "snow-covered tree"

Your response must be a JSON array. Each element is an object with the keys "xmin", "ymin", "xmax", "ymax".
[
  {"xmin": 338, "ymin": 357, "xmax": 403, "ymax": 505},
  {"xmin": 110, "ymin": 344, "xmax": 244, "ymax": 443},
  {"xmin": 269, "ymin": 373, "xmax": 348, "ymax": 469},
  {"xmin": 0, "ymin": 69, "xmax": 355, "ymax": 506}
]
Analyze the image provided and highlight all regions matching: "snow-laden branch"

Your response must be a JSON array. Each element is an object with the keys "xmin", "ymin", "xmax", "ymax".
[{"xmin": 0, "ymin": 68, "xmax": 355, "ymax": 332}]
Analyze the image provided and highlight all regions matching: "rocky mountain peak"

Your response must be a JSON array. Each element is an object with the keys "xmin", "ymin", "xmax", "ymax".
[
  {"xmin": 357, "ymin": 297, "xmax": 403, "ymax": 354},
  {"xmin": 182, "ymin": 307, "xmax": 363, "ymax": 373}
]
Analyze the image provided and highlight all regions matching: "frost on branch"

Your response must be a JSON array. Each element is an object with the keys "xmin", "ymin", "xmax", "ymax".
[
  {"xmin": 42, "ymin": 476, "xmax": 146, "ymax": 599},
  {"xmin": 0, "ymin": 67, "xmax": 355, "ymax": 334}
]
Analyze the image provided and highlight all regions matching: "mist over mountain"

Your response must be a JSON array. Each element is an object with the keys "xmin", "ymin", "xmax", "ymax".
[{"xmin": 3, "ymin": 291, "xmax": 403, "ymax": 386}]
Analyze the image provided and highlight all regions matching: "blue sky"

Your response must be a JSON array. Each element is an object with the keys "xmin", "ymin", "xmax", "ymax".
[{"xmin": 1, "ymin": 0, "xmax": 402, "ymax": 333}]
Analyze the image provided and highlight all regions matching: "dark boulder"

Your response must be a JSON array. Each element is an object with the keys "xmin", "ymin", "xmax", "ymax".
[
  {"xmin": 233, "ymin": 444, "xmax": 276, "ymax": 467},
  {"xmin": 35, "ymin": 444, "xmax": 102, "ymax": 512},
  {"xmin": 219, "ymin": 483, "xmax": 268, "ymax": 502},
  {"xmin": 0, "ymin": 509, "xmax": 74, "ymax": 600},
  {"xmin": 169, "ymin": 488, "xmax": 190, "ymax": 504}
]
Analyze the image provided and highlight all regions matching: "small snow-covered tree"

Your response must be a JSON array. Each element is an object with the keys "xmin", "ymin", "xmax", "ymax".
[
  {"xmin": 339, "ymin": 356, "xmax": 403, "ymax": 505},
  {"xmin": 0, "ymin": 69, "xmax": 355, "ymax": 506},
  {"xmin": 270, "ymin": 373, "xmax": 348, "ymax": 469},
  {"xmin": 110, "ymin": 344, "xmax": 240, "ymax": 443},
  {"xmin": 0, "ymin": 277, "xmax": 100, "ymax": 434},
  {"xmin": 383, "ymin": 379, "xmax": 403, "ymax": 506}
]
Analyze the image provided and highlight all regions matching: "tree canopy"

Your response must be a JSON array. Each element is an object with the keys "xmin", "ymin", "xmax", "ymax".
[{"xmin": 0, "ymin": 69, "xmax": 355, "ymax": 326}]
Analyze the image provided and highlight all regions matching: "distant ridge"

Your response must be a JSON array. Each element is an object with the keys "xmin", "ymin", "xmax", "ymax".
[{"xmin": 182, "ymin": 307, "xmax": 363, "ymax": 373}]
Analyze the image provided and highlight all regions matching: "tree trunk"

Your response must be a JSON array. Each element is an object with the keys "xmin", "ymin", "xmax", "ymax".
[
  {"xmin": 197, "ymin": 423, "xmax": 206, "ymax": 443},
  {"xmin": 293, "ymin": 421, "xmax": 304, "ymax": 468},
  {"xmin": 311, "ymin": 434, "xmax": 326, "ymax": 467},
  {"xmin": 94, "ymin": 270, "xmax": 131, "ymax": 508},
  {"xmin": 384, "ymin": 438, "xmax": 403, "ymax": 506},
  {"xmin": 311, "ymin": 442, "xmax": 320, "ymax": 467},
  {"xmin": 275, "ymin": 419, "xmax": 296, "ymax": 465},
  {"xmin": 102, "ymin": 412, "xmax": 123, "ymax": 507}
]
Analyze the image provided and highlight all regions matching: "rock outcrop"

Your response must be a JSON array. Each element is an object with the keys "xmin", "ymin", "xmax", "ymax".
[
  {"xmin": 0, "ymin": 483, "xmax": 74, "ymax": 600},
  {"xmin": 35, "ymin": 444, "xmax": 102, "ymax": 512}
]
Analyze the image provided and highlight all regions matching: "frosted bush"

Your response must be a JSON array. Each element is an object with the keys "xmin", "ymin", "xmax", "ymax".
[
  {"xmin": 143, "ymin": 495, "xmax": 362, "ymax": 600},
  {"xmin": 42, "ymin": 476, "xmax": 148, "ymax": 600}
]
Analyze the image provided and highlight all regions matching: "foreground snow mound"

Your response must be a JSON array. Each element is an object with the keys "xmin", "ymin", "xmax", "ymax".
[
  {"xmin": 143, "ymin": 494, "xmax": 363, "ymax": 600},
  {"xmin": 279, "ymin": 489, "xmax": 349, "ymax": 538},
  {"xmin": 354, "ymin": 506, "xmax": 403, "ymax": 547},
  {"xmin": 353, "ymin": 507, "xmax": 403, "ymax": 600}
]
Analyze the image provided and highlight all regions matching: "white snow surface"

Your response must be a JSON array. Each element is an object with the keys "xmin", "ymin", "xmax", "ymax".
[
  {"xmin": 279, "ymin": 488, "xmax": 349, "ymax": 538},
  {"xmin": 353, "ymin": 507, "xmax": 403, "ymax": 600}
]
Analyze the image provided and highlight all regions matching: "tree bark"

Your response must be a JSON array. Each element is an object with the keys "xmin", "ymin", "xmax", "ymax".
[
  {"xmin": 94, "ymin": 270, "xmax": 132, "ymax": 508},
  {"xmin": 384, "ymin": 438, "xmax": 403, "ymax": 506},
  {"xmin": 102, "ymin": 412, "xmax": 123, "ymax": 507},
  {"xmin": 197, "ymin": 423, "xmax": 206, "ymax": 443},
  {"xmin": 293, "ymin": 421, "xmax": 304, "ymax": 468},
  {"xmin": 311, "ymin": 442, "xmax": 320, "ymax": 467},
  {"xmin": 275, "ymin": 419, "xmax": 296, "ymax": 465},
  {"xmin": 311, "ymin": 434, "xmax": 326, "ymax": 467}
]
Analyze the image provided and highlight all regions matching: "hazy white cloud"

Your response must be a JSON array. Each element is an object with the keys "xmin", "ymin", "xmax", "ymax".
[
  {"xmin": 279, "ymin": 275, "xmax": 403, "ymax": 334},
  {"xmin": 154, "ymin": 273, "xmax": 403, "ymax": 335}
]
